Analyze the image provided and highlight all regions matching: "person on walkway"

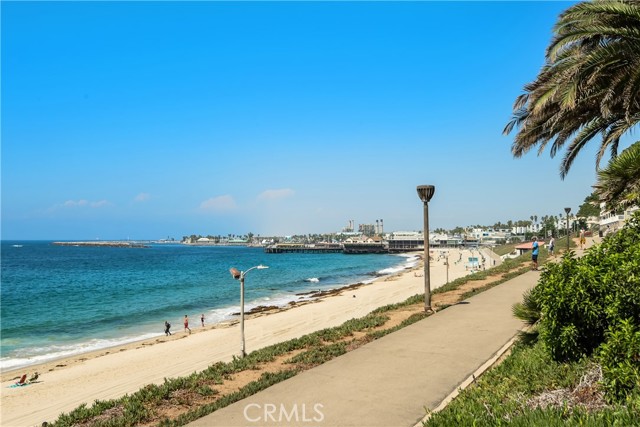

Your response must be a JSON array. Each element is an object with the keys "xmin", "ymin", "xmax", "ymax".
[
  {"xmin": 184, "ymin": 315, "xmax": 191, "ymax": 334},
  {"xmin": 531, "ymin": 236, "xmax": 539, "ymax": 271},
  {"xmin": 164, "ymin": 321, "xmax": 171, "ymax": 336},
  {"xmin": 579, "ymin": 229, "xmax": 586, "ymax": 249},
  {"xmin": 548, "ymin": 237, "xmax": 555, "ymax": 256},
  {"xmin": 200, "ymin": 313, "xmax": 205, "ymax": 327}
]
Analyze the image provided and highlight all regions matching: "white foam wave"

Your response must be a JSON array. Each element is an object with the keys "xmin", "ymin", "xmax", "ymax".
[
  {"xmin": 377, "ymin": 265, "xmax": 406, "ymax": 275},
  {"xmin": 376, "ymin": 254, "xmax": 420, "ymax": 276},
  {"xmin": 0, "ymin": 332, "xmax": 160, "ymax": 371},
  {"xmin": 2, "ymin": 257, "xmax": 411, "ymax": 371}
]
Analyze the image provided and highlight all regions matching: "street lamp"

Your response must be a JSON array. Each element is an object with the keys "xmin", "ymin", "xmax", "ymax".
[
  {"xmin": 229, "ymin": 264, "xmax": 269, "ymax": 357},
  {"xmin": 564, "ymin": 207, "xmax": 571, "ymax": 252},
  {"xmin": 417, "ymin": 185, "xmax": 436, "ymax": 313}
]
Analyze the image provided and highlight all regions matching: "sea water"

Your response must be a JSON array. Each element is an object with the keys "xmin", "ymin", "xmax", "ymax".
[{"xmin": 0, "ymin": 241, "xmax": 415, "ymax": 370}]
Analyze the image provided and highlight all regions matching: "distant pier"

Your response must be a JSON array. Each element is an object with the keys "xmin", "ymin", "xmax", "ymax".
[
  {"xmin": 264, "ymin": 243, "xmax": 392, "ymax": 254},
  {"xmin": 342, "ymin": 243, "xmax": 388, "ymax": 254},
  {"xmin": 52, "ymin": 241, "xmax": 150, "ymax": 248},
  {"xmin": 264, "ymin": 244, "xmax": 343, "ymax": 254}
]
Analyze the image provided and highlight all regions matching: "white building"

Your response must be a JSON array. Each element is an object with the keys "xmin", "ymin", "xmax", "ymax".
[{"xmin": 600, "ymin": 204, "xmax": 639, "ymax": 235}]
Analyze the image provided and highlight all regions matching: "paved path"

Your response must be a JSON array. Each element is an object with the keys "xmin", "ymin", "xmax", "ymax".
[{"xmin": 188, "ymin": 270, "xmax": 539, "ymax": 427}]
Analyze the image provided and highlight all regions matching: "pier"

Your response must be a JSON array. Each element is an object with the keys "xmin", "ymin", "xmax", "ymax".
[
  {"xmin": 265, "ymin": 243, "xmax": 392, "ymax": 254},
  {"xmin": 343, "ymin": 242, "xmax": 388, "ymax": 254},
  {"xmin": 264, "ymin": 244, "xmax": 343, "ymax": 254}
]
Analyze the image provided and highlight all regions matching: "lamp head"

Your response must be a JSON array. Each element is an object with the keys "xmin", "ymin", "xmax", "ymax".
[
  {"xmin": 564, "ymin": 207, "xmax": 571, "ymax": 214},
  {"xmin": 229, "ymin": 267, "xmax": 242, "ymax": 280},
  {"xmin": 417, "ymin": 185, "xmax": 436, "ymax": 203}
]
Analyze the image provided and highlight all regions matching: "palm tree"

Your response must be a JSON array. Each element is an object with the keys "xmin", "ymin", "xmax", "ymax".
[
  {"xmin": 504, "ymin": 0, "xmax": 640, "ymax": 178},
  {"xmin": 594, "ymin": 141, "xmax": 640, "ymax": 209},
  {"xmin": 512, "ymin": 288, "xmax": 541, "ymax": 344}
]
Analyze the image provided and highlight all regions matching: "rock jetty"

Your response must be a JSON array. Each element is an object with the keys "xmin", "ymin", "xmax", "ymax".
[{"xmin": 52, "ymin": 241, "xmax": 149, "ymax": 248}]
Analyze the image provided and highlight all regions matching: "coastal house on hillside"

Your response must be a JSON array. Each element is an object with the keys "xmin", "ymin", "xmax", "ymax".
[{"xmin": 600, "ymin": 203, "xmax": 638, "ymax": 236}]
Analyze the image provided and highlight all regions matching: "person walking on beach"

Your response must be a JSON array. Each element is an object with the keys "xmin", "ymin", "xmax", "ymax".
[
  {"xmin": 184, "ymin": 315, "xmax": 191, "ymax": 334},
  {"xmin": 548, "ymin": 237, "xmax": 555, "ymax": 256},
  {"xmin": 531, "ymin": 236, "xmax": 539, "ymax": 271},
  {"xmin": 164, "ymin": 321, "xmax": 172, "ymax": 336},
  {"xmin": 200, "ymin": 313, "xmax": 205, "ymax": 327}
]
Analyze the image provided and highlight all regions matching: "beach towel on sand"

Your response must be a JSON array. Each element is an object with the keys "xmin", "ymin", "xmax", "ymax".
[{"xmin": 8, "ymin": 383, "xmax": 30, "ymax": 388}]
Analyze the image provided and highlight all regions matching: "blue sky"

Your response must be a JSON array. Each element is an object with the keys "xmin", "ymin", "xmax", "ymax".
[{"xmin": 2, "ymin": 0, "xmax": 613, "ymax": 240}]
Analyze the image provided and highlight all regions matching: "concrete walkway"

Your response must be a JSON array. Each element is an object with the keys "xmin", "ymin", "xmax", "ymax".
[{"xmin": 188, "ymin": 270, "xmax": 539, "ymax": 427}]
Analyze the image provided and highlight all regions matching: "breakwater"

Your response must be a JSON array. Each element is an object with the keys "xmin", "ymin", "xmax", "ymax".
[{"xmin": 52, "ymin": 241, "xmax": 150, "ymax": 248}]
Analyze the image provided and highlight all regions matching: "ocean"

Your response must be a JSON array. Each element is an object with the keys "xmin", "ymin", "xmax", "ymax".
[{"xmin": 0, "ymin": 241, "xmax": 415, "ymax": 370}]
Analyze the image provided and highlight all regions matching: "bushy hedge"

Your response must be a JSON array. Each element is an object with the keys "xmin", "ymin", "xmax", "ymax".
[
  {"xmin": 530, "ymin": 211, "xmax": 640, "ymax": 401},
  {"xmin": 598, "ymin": 319, "xmax": 640, "ymax": 402}
]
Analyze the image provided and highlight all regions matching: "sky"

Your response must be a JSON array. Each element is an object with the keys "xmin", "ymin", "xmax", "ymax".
[{"xmin": 2, "ymin": 0, "xmax": 619, "ymax": 241}]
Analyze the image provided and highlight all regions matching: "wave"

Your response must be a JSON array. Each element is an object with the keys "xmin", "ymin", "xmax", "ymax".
[
  {"xmin": 1, "ymin": 245, "xmax": 409, "ymax": 370},
  {"xmin": 0, "ymin": 332, "xmax": 160, "ymax": 371},
  {"xmin": 376, "ymin": 254, "xmax": 419, "ymax": 275},
  {"xmin": 376, "ymin": 266, "xmax": 406, "ymax": 275}
]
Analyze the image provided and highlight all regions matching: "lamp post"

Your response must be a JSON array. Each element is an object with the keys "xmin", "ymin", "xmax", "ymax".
[
  {"xmin": 229, "ymin": 264, "xmax": 269, "ymax": 357},
  {"xmin": 417, "ymin": 185, "xmax": 436, "ymax": 313},
  {"xmin": 564, "ymin": 207, "xmax": 571, "ymax": 252}
]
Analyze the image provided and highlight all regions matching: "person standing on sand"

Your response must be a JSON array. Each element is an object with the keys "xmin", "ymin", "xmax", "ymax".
[
  {"xmin": 164, "ymin": 321, "xmax": 171, "ymax": 336},
  {"xmin": 548, "ymin": 237, "xmax": 555, "ymax": 256},
  {"xmin": 200, "ymin": 313, "xmax": 205, "ymax": 327},
  {"xmin": 184, "ymin": 315, "xmax": 191, "ymax": 334},
  {"xmin": 531, "ymin": 236, "xmax": 539, "ymax": 271}
]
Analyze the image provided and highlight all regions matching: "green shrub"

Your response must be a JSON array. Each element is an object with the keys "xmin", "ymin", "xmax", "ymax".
[
  {"xmin": 598, "ymin": 319, "xmax": 640, "ymax": 402},
  {"xmin": 520, "ymin": 211, "xmax": 640, "ymax": 402},
  {"xmin": 532, "ymin": 212, "xmax": 640, "ymax": 363}
]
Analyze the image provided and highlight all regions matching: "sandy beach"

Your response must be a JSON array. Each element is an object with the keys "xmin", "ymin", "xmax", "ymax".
[{"xmin": 1, "ymin": 248, "xmax": 494, "ymax": 427}]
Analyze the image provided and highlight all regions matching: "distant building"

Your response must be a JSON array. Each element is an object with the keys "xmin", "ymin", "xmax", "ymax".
[
  {"xmin": 228, "ymin": 239, "xmax": 248, "ymax": 245},
  {"xmin": 343, "ymin": 235, "xmax": 387, "ymax": 254},
  {"xmin": 514, "ymin": 240, "xmax": 545, "ymax": 256},
  {"xmin": 600, "ymin": 204, "xmax": 639, "ymax": 235},
  {"xmin": 358, "ymin": 223, "xmax": 376, "ymax": 236},
  {"xmin": 387, "ymin": 231, "xmax": 423, "ymax": 252}
]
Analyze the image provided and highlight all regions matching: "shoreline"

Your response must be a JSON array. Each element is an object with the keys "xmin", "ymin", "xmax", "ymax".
[
  {"xmin": 0, "ymin": 254, "xmax": 416, "ymax": 374},
  {"xmin": 1, "ymin": 248, "xmax": 487, "ymax": 427},
  {"xmin": 0, "ymin": 279, "xmax": 376, "ymax": 383}
]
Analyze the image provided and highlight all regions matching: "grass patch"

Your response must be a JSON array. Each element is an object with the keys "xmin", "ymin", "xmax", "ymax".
[
  {"xmin": 424, "ymin": 341, "xmax": 640, "ymax": 426},
  {"xmin": 491, "ymin": 243, "xmax": 520, "ymax": 256}
]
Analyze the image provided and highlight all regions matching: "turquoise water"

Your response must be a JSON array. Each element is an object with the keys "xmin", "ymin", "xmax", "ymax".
[{"xmin": 0, "ymin": 241, "xmax": 414, "ymax": 370}]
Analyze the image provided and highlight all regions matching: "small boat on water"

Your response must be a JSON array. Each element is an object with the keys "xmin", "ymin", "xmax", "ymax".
[{"xmin": 12, "ymin": 244, "xmax": 23, "ymax": 248}]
